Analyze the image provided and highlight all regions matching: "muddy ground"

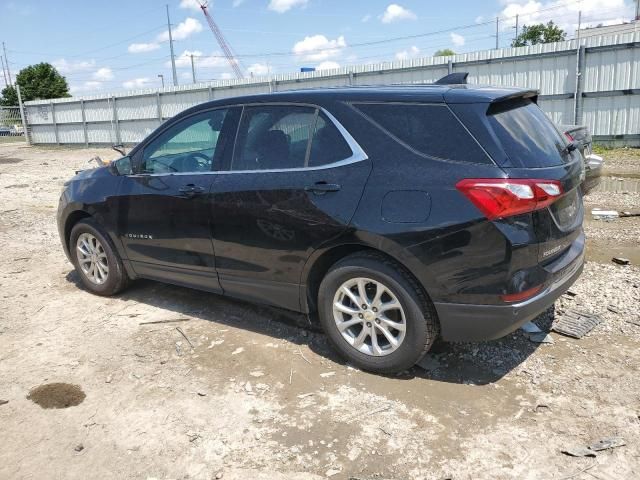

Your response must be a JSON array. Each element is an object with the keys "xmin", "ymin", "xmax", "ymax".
[{"xmin": 0, "ymin": 142, "xmax": 639, "ymax": 480}]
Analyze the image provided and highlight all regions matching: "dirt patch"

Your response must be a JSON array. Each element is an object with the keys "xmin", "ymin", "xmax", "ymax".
[
  {"xmin": 0, "ymin": 157, "xmax": 22, "ymax": 164},
  {"xmin": 27, "ymin": 383, "xmax": 86, "ymax": 409}
]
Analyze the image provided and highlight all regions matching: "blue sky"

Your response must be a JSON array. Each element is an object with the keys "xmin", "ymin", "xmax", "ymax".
[{"xmin": 0, "ymin": 0, "xmax": 636, "ymax": 96}]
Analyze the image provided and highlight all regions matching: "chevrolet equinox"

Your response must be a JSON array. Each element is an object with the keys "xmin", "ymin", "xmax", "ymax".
[{"xmin": 57, "ymin": 79, "xmax": 585, "ymax": 373}]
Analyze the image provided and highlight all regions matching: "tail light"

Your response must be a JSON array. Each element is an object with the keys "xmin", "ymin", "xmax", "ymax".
[
  {"xmin": 501, "ymin": 285, "xmax": 543, "ymax": 303},
  {"xmin": 564, "ymin": 132, "xmax": 575, "ymax": 143},
  {"xmin": 456, "ymin": 178, "xmax": 564, "ymax": 220}
]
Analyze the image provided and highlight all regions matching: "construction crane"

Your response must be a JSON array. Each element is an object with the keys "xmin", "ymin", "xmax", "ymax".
[{"xmin": 198, "ymin": 2, "xmax": 244, "ymax": 79}]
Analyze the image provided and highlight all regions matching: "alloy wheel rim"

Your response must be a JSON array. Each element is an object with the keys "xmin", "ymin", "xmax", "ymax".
[
  {"xmin": 76, "ymin": 233, "xmax": 109, "ymax": 285},
  {"xmin": 332, "ymin": 277, "xmax": 406, "ymax": 357}
]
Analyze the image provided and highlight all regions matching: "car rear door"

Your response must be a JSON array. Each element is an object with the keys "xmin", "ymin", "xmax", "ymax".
[
  {"xmin": 210, "ymin": 104, "xmax": 371, "ymax": 311},
  {"xmin": 118, "ymin": 106, "xmax": 239, "ymax": 291}
]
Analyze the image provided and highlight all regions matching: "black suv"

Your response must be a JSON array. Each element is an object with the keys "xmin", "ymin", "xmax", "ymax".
[{"xmin": 57, "ymin": 81, "xmax": 585, "ymax": 373}]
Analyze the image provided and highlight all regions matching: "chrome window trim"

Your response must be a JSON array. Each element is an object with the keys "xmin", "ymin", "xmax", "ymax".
[{"xmin": 127, "ymin": 103, "xmax": 368, "ymax": 178}]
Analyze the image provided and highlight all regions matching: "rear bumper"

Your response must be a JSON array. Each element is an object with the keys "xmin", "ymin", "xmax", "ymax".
[{"xmin": 435, "ymin": 247, "xmax": 584, "ymax": 342}]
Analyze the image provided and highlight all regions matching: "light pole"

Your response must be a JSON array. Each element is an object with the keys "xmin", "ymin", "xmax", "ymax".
[{"xmin": 158, "ymin": 74, "xmax": 165, "ymax": 88}]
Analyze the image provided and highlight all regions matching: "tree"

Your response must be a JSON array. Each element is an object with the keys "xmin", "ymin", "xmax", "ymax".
[
  {"xmin": 0, "ymin": 62, "xmax": 70, "ymax": 105},
  {"xmin": 512, "ymin": 21, "xmax": 566, "ymax": 47},
  {"xmin": 0, "ymin": 85, "xmax": 18, "ymax": 106},
  {"xmin": 434, "ymin": 49, "xmax": 456, "ymax": 57}
]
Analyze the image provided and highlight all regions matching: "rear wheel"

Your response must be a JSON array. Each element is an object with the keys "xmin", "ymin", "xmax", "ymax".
[
  {"xmin": 318, "ymin": 252, "xmax": 438, "ymax": 374},
  {"xmin": 70, "ymin": 219, "xmax": 130, "ymax": 296}
]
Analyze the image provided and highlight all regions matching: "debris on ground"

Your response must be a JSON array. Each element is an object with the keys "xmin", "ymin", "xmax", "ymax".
[
  {"xmin": 562, "ymin": 437, "xmax": 626, "ymax": 457},
  {"xmin": 588, "ymin": 437, "xmax": 626, "ymax": 452},
  {"xmin": 612, "ymin": 257, "xmax": 631, "ymax": 266},
  {"xmin": 561, "ymin": 447, "xmax": 597, "ymax": 458},
  {"xmin": 74, "ymin": 444, "xmax": 84, "ymax": 452},
  {"xmin": 521, "ymin": 322, "xmax": 554, "ymax": 343},
  {"xmin": 0, "ymin": 400, "xmax": 8, "ymax": 406},
  {"xmin": 552, "ymin": 310, "xmax": 602, "ymax": 339}
]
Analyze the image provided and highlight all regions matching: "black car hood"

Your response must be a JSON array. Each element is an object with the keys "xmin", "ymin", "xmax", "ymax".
[{"xmin": 68, "ymin": 165, "xmax": 113, "ymax": 183}]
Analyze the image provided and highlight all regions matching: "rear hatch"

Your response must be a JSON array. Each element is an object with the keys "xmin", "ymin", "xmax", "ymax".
[{"xmin": 487, "ymin": 98, "xmax": 585, "ymax": 262}]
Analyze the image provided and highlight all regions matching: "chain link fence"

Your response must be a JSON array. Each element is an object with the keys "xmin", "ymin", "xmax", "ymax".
[{"xmin": 0, "ymin": 105, "xmax": 29, "ymax": 144}]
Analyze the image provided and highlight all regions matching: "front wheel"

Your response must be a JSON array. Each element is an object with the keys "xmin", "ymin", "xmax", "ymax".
[
  {"xmin": 318, "ymin": 252, "xmax": 439, "ymax": 374},
  {"xmin": 70, "ymin": 219, "xmax": 130, "ymax": 296}
]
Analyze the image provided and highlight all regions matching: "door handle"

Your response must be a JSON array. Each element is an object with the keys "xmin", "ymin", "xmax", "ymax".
[
  {"xmin": 304, "ymin": 182, "xmax": 341, "ymax": 195},
  {"xmin": 178, "ymin": 184, "xmax": 206, "ymax": 197}
]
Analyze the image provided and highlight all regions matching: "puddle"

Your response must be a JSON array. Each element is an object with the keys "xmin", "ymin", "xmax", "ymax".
[
  {"xmin": 596, "ymin": 176, "xmax": 640, "ymax": 193},
  {"xmin": 586, "ymin": 241, "xmax": 640, "ymax": 265},
  {"xmin": 0, "ymin": 158, "xmax": 23, "ymax": 164},
  {"xmin": 27, "ymin": 383, "xmax": 86, "ymax": 409}
]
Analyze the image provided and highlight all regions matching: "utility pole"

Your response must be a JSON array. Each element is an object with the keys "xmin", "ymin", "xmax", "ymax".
[
  {"xmin": 158, "ymin": 74, "xmax": 165, "ymax": 88},
  {"xmin": 2, "ymin": 42, "xmax": 12, "ymax": 86},
  {"xmin": 636, "ymin": 0, "xmax": 639, "ymax": 20},
  {"xmin": 0, "ymin": 55, "xmax": 8, "ymax": 88},
  {"xmin": 495, "ymin": 17, "xmax": 500, "ymax": 49},
  {"xmin": 573, "ymin": 10, "xmax": 583, "ymax": 125},
  {"xmin": 166, "ymin": 4, "xmax": 178, "ymax": 86},
  {"xmin": 515, "ymin": 14, "xmax": 519, "ymax": 42},
  {"xmin": 190, "ymin": 54, "xmax": 196, "ymax": 83}
]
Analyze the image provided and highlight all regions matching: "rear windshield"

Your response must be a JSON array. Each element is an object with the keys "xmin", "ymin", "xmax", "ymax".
[
  {"xmin": 488, "ymin": 99, "xmax": 568, "ymax": 168},
  {"xmin": 353, "ymin": 103, "xmax": 491, "ymax": 164}
]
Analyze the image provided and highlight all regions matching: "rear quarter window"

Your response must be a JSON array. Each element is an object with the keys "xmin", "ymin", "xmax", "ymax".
[{"xmin": 353, "ymin": 102, "xmax": 491, "ymax": 164}]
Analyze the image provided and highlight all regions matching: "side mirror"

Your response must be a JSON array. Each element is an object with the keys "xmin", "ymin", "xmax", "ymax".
[
  {"xmin": 112, "ymin": 144, "xmax": 127, "ymax": 156},
  {"xmin": 112, "ymin": 156, "xmax": 132, "ymax": 176}
]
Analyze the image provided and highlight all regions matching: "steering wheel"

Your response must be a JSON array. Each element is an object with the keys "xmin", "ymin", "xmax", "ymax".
[{"xmin": 186, "ymin": 152, "xmax": 212, "ymax": 171}]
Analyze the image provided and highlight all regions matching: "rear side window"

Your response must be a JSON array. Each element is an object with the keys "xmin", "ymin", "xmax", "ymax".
[
  {"xmin": 353, "ymin": 103, "xmax": 490, "ymax": 164},
  {"xmin": 488, "ymin": 99, "xmax": 567, "ymax": 168},
  {"xmin": 232, "ymin": 105, "xmax": 316, "ymax": 171}
]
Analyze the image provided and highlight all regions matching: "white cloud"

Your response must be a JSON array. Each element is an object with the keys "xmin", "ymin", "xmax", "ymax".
[
  {"xmin": 232, "ymin": 0, "xmax": 245, "ymax": 6},
  {"xmin": 451, "ymin": 32, "xmax": 465, "ymax": 47},
  {"xmin": 70, "ymin": 81, "xmax": 106, "ymax": 95},
  {"xmin": 122, "ymin": 78, "xmax": 152, "ymax": 89},
  {"xmin": 292, "ymin": 34, "xmax": 347, "ymax": 61},
  {"xmin": 158, "ymin": 17, "xmax": 203, "ymax": 42},
  {"xmin": 179, "ymin": 0, "xmax": 201, "ymax": 10},
  {"xmin": 499, "ymin": 0, "xmax": 634, "ymax": 35},
  {"xmin": 316, "ymin": 61, "xmax": 340, "ymax": 71},
  {"xmin": 247, "ymin": 63, "xmax": 270, "ymax": 76},
  {"xmin": 92, "ymin": 67, "xmax": 114, "ymax": 81},
  {"xmin": 128, "ymin": 42, "xmax": 160, "ymax": 53},
  {"xmin": 380, "ymin": 4, "xmax": 417, "ymax": 24},
  {"xmin": 268, "ymin": 0, "xmax": 308, "ymax": 13},
  {"xmin": 52, "ymin": 59, "xmax": 96, "ymax": 74},
  {"xmin": 395, "ymin": 45, "xmax": 420, "ymax": 61},
  {"xmin": 129, "ymin": 17, "xmax": 203, "ymax": 55},
  {"xmin": 361, "ymin": 14, "xmax": 371, "ymax": 23},
  {"xmin": 475, "ymin": 15, "xmax": 486, "ymax": 24}
]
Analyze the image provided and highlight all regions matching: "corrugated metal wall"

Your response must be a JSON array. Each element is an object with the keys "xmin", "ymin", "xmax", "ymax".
[{"xmin": 24, "ymin": 32, "xmax": 640, "ymax": 146}]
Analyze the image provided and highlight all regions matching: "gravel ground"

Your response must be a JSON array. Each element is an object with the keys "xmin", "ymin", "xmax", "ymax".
[{"xmin": 0, "ymin": 143, "xmax": 639, "ymax": 480}]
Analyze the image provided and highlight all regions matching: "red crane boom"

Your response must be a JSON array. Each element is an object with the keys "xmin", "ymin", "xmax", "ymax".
[{"xmin": 198, "ymin": 2, "xmax": 244, "ymax": 79}]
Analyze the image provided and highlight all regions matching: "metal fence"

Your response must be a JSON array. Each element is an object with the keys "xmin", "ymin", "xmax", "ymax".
[
  {"xmin": 0, "ymin": 106, "xmax": 27, "ymax": 141},
  {"xmin": 24, "ymin": 31, "xmax": 640, "ymax": 147}
]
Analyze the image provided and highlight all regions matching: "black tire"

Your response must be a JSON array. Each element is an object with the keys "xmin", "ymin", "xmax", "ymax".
[
  {"xmin": 69, "ymin": 219, "xmax": 130, "ymax": 296},
  {"xmin": 318, "ymin": 252, "xmax": 439, "ymax": 374}
]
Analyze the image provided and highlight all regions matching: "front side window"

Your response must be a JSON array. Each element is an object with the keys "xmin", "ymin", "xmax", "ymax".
[
  {"xmin": 353, "ymin": 102, "xmax": 490, "ymax": 164},
  {"xmin": 141, "ymin": 108, "xmax": 229, "ymax": 174}
]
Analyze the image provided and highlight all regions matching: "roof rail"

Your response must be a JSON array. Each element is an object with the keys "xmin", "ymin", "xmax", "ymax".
[{"xmin": 435, "ymin": 72, "xmax": 469, "ymax": 85}]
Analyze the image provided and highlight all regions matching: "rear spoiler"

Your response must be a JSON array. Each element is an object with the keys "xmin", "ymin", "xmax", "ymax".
[
  {"xmin": 491, "ymin": 90, "xmax": 539, "ymax": 105},
  {"xmin": 436, "ymin": 72, "xmax": 539, "ymax": 105}
]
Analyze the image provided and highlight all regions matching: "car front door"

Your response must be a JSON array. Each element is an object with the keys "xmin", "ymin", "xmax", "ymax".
[
  {"xmin": 210, "ymin": 104, "xmax": 371, "ymax": 310},
  {"xmin": 118, "ymin": 106, "xmax": 239, "ymax": 292}
]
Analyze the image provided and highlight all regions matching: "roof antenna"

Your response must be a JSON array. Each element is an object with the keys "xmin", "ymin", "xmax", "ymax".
[{"xmin": 435, "ymin": 72, "xmax": 469, "ymax": 85}]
